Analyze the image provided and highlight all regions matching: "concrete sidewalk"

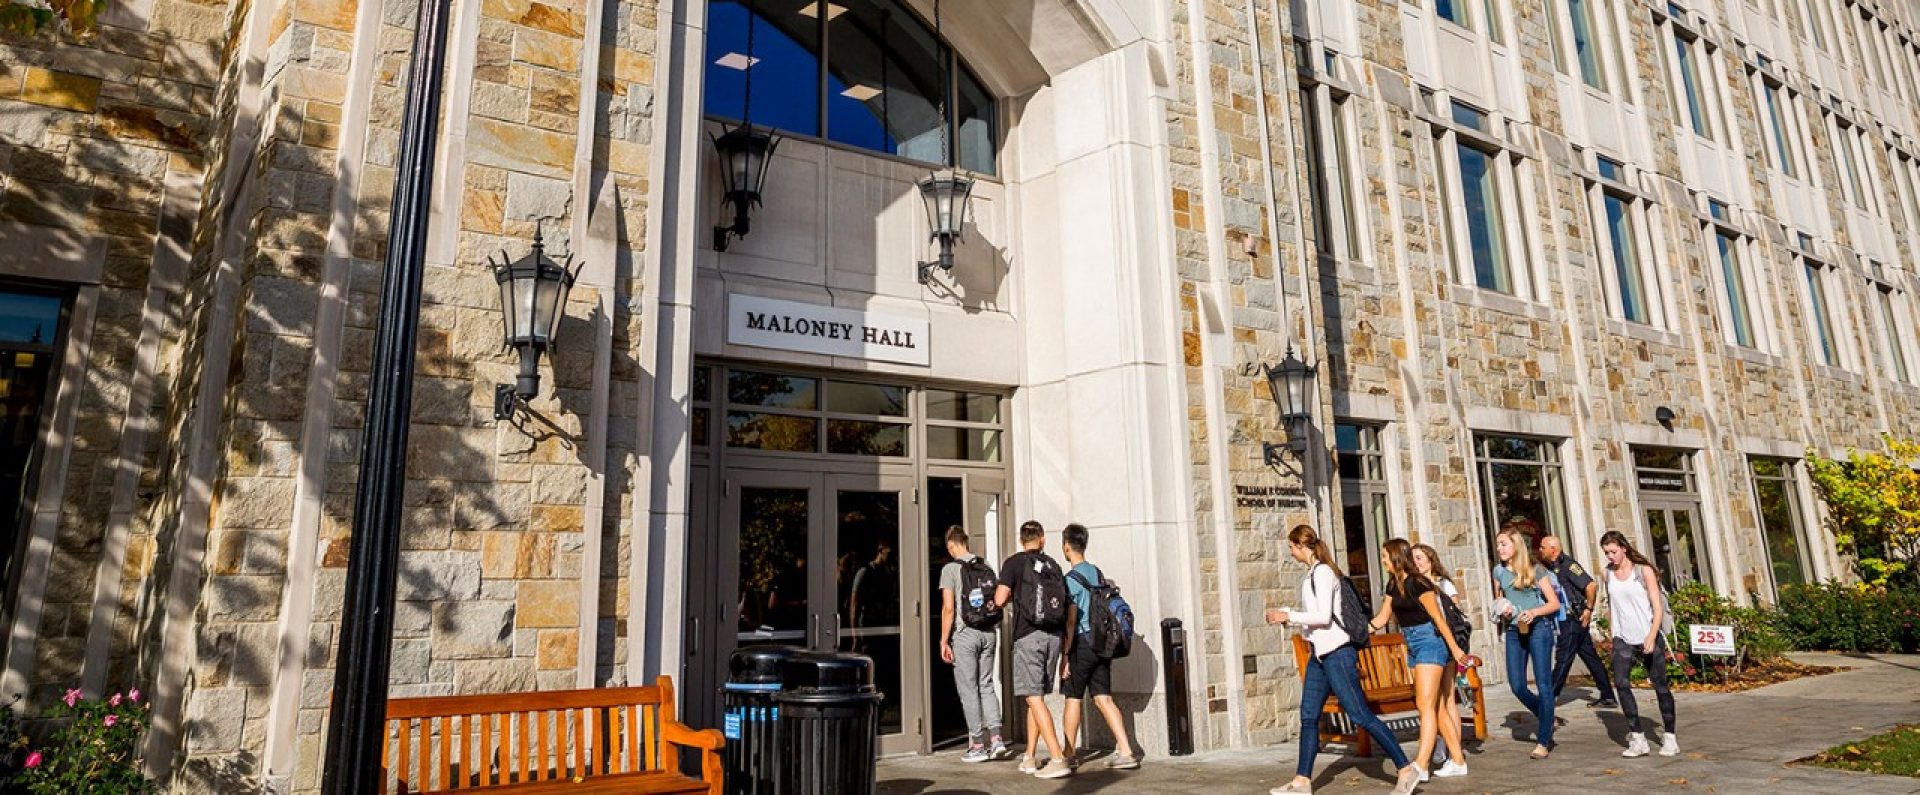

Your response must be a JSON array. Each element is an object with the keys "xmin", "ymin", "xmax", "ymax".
[{"xmin": 877, "ymin": 652, "xmax": 1920, "ymax": 794}]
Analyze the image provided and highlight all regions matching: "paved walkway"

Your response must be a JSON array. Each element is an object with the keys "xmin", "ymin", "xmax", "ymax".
[{"xmin": 877, "ymin": 652, "xmax": 1920, "ymax": 794}]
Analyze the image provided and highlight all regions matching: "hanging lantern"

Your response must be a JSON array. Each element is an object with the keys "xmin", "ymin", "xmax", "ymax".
[
  {"xmin": 712, "ymin": 122, "xmax": 781, "ymax": 251},
  {"xmin": 489, "ymin": 225, "xmax": 582, "ymax": 418},
  {"xmin": 1261, "ymin": 346, "xmax": 1318, "ymax": 464},
  {"xmin": 917, "ymin": 169, "xmax": 975, "ymax": 283}
]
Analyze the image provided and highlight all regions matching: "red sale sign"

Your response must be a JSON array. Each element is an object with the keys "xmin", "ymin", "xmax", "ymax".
[{"xmin": 1690, "ymin": 624, "xmax": 1735, "ymax": 656}]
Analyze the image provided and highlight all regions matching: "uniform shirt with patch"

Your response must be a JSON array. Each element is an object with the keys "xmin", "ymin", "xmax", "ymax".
[{"xmin": 1544, "ymin": 555, "xmax": 1595, "ymax": 614}]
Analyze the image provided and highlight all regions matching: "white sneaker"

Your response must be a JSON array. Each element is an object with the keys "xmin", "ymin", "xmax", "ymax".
[
  {"xmin": 1434, "ymin": 760, "xmax": 1469, "ymax": 778},
  {"xmin": 1414, "ymin": 764, "xmax": 1430, "ymax": 783},
  {"xmin": 1660, "ymin": 735, "xmax": 1680, "ymax": 757},
  {"xmin": 1622, "ymin": 734, "xmax": 1651, "ymax": 758},
  {"xmin": 1390, "ymin": 766, "xmax": 1420, "ymax": 795},
  {"xmin": 1017, "ymin": 756, "xmax": 1041, "ymax": 774}
]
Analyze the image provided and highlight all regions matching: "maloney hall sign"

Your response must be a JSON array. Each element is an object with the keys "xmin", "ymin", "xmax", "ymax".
[{"xmin": 726, "ymin": 294, "xmax": 931, "ymax": 366}]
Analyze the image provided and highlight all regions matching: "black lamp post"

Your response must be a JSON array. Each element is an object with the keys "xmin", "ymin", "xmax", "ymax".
[
  {"xmin": 321, "ymin": 0, "xmax": 451, "ymax": 785},
  {"xmin": 1261, "ymin": 346, "xmax": 1317, "ymax": 466},
  {"xmin": 917, "ymin": 169, "xmax": 975, "ymax": 283},
  {"xmin": 490, "ymin": 226, "xmax": 581, "ymax": 419},
  {"xmin": 711, "ymin": 122, "xmax": 780, "ymax": 251}
]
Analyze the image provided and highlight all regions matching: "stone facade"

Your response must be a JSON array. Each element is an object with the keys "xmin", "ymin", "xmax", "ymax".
[{"xmin": 2, "ymin": 0, "xmax": 1919, "ymax": 788}]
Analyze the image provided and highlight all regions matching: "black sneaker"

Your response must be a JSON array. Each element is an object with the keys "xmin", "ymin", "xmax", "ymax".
[{"xmin": 1591, "ymin": 699, "xmax": 1619, "ymax": 709}]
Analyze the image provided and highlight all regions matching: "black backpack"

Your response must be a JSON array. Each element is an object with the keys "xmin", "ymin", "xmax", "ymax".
[
  {"xmin": 1307, "ymin": 564, "xmax": 1372, "ymax": 650},
  {"xmin": 1016, "ymin": 553, "xmax": 1069, "ymax": 631},
  {"xmin": 1067, "ymin": 569, "xmax": 1135, "ymax": 659},
  {"xmin": 1438, "ymin": 588, "xmax": 1473, "ymax": 651},
  {"xmin": 957, "ymin": 558, "xmax": 1003, "ymax": 630}
]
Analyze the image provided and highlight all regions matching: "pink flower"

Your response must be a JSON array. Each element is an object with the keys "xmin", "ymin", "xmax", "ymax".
[
  {"xmin": 63, "ymin": 689, "xmax": 80, "ymax": 708},
  {"xmin": 103, "ymin": 714, "xmax": 117, "ymax": 727},
  {"xmin": 24, "ymin": 751, "xmax": 41, "ymax": 768},
  {"xmin": 128, "ymin": 688, "xmax": 140, "ymax": 703},
  {"xmin": 110, "ymin": 693, "xmax": 122, "ymax": 707}
]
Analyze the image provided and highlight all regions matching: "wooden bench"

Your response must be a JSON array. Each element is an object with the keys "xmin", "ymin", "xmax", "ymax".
[
  {"xmin": 1290, "ymin": 633, "xmax": 1487, "ymax": 758},
  {"xmin": 383, "ymin": 676, "xmax": 724, "ymax": 794}
]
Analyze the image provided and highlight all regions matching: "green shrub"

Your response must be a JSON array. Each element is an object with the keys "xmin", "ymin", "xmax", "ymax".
[
  {"xmin": 1775, "ymin": 581, "xmax": 1920, "ymax": 654},
  {"xmin": 18, "ymin": 688, "xmax": 155, "ymax": 795}
]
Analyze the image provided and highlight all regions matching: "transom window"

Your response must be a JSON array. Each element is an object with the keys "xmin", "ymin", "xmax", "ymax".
[
  {"xmin": 704, "ymin": 0, "xmax": 997, "ymax": 175},
  {"xmin": 694, "ymin": 367, "xmax": 1003, "ymax": 461}
]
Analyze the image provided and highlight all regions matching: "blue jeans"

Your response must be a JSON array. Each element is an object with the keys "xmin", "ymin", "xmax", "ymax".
[
  {"xmin": 1298, "ymin": 644, "xmax": 1411, "ymax": 776},
  {"xmin": 1505, "ymin": 622, "xmax": 1558, "ymax": 748}
]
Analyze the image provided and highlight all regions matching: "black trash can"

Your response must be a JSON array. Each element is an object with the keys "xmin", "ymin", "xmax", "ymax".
[
  {"xmin": 774, "ymin": 651, "xmax": 883, "ymax": 795},
  {"xmin": 724, "ymin": 645, "xmax": 798, "ymax": 795}
]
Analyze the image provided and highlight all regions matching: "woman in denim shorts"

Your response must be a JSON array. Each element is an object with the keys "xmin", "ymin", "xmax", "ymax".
[{"xmin": 1367, "ymin": 539, "xmax": 1475, "ymax": 782}]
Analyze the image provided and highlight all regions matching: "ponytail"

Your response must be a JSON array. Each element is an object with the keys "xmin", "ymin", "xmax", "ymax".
[{"xmin": 1288, "ymin": 524, "xmax": 1342, "ymax": 575}]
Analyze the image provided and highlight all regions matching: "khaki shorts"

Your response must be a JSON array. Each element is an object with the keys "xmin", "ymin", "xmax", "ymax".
[{"xmin": 1011, "ymin": 632, "xmax": 1062, "ymax": 697}]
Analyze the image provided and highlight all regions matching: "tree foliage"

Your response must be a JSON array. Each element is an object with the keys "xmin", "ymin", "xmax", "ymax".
[
  {"xmin": 0, "ymin": 0, "xmax": 99, "ymax": 38},
  {"xmin": 1806, "ymin": 435, "xmax": 1920, "ymax": 587}
]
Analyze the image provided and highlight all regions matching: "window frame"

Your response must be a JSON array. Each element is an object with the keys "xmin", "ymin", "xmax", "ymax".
[
  {"xmin": 1662, "ymin": 9, "xmax": 1724, "ymax": 142},
  {"xmin": 1472, "ymin": 433, "xmax": 1571, "ymax": 564},
  {"xmin": 1435, "ymin": 101, "xmax": 1536, "ymax": 300},
  {"xmin": 1872, "ymin": 280, "xmax": 1914, "ymax": 384},
  {"xmin": 1588, "ymin": 158, "xmax": 1670, "ymax": 328},
  {"xmin": 1301, "ymin": 62, "xmax": 1371, "ymax": 267},
  {"xmin": 1703, "ymin": 206, "xmax": 1777, "ymax": 353},
  {"xmin": 1749, "ymin": 456, "xmax": 1815, "ymax": 601}
]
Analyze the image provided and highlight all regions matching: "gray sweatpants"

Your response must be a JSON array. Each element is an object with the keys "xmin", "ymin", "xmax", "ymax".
[{"xmin": 951, "ymin": 626, "xmax": 1003, "ymax": 743}]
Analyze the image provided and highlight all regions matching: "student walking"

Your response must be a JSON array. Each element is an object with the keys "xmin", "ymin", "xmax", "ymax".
[
  {"xmin": 1492, "ymin": 530, "xmax": 1562, "ymax": 759},
  {"xmin": 1266, "ymin": 525, "xmax": 1422, "ymax": 795},
  {"xmin": 1600, "ymin": 530, "xmax": 1680, "ymax": 758},
  {"xmin": 937, "ymin": 526, "xmax": 1010, "ymax": 763},
  {"xmin": 1058, "ymin": 524, "xmax": 1141, "ymax": 771},
  {"xmin": 994, "ymin": 521, "xmax": 1073, "ymax": 779},
  {"xmin": 1411, "ymin": 544, "xmax": 1471, "ymax": 770},
  {"xmin": 1367, "ymin": 539, "xmax": 1472, "ymax": 782},
  {"xmin": 1538, "ymin": 535, "xmax": 1620, "ymax": 709}
]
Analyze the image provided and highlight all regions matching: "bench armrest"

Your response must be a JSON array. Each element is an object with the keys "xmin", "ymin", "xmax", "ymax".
[{"xmin": 662, "ymin": 721, "xmax": 726, "ymax": 794}]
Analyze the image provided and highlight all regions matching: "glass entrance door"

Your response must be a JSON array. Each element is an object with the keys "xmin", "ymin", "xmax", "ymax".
[
  {"xmin": 717, "ymin": 469, "xmax": 923, "ymax": 754},
  {"xmin": 1643, "ymin": 503, "xmax": 1708, "ymax": 592}
]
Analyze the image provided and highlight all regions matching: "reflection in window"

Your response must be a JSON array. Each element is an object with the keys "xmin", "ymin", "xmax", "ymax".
[
  {"xmin": 1750, "ymin": 457, "xmax": 1811, "ymax": 598},
  {"xmin": 726, "ymin": 411, "xmax": 820, "ymax": 451},
  {"xmin": 736, "ymin": 487, "xmax": 811, "ymax": 640},
  {"xmin": 926, "ymin": 390, "xmax": 997, "ymax": 423},
  {"xmin": 927, "ymin": 427, "xmax": 999, "ymax": 461},
  {"xmin": 705, "ymin": 0, "xmax": 823, "ymax": 136},
  {"xmin": 1473, "ymin": 434, "xmax": 1567, "ymax": 561},
  {"xmin": 1760, "ymin": 80, "xmax": 1798, "ymax": 177},
  {"xmin": 0, "ymin": 293, "xmax": 61, "ymax": 346},
  {"xmin": 1674, "ymin": 32, "xmax": 1714, "ymax": 140},
  {"xmin": 827, "ymin": 419, "xmax": 908, "ymax": 456},
  {"xmin": 702, "ymin": 0, "xmax": 997, "ymax": 174},
  {"xmin": 1457, "ymin": 142, "xmax": 1513, "ymax": 294},
  {"xmin": 827, "ymin": 381, "xmax": 908, "ymax": 416},
  {"xmin": 1716, "ymin": 231, "xmax": 1756, "ymax": 348},
  {"xmin": 1804, "ymin": 262, "xmax": 1839, "ymax": 367},
  {"xmin": 1602, "ymin": 192, "xmax": 1650, "ymax": 324},
  {"xmin": 1876, "ymin": 285, "xmax": 1912, "ymax": 383},
  {"xmin": 729, "ymin": 371, "xmax": 819, "ymax": 410},
  {"xmin": 1335, "ymin": 422, "xmax": 1391, "ymax": 610},
  {"xmin": 1567, "ymin": 0, "xmax": 1605, "ymax": 89}
]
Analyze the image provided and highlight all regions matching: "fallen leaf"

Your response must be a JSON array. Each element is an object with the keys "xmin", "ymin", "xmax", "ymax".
[
  {"xmin": 1602, "ymin": 768, "xmax": 1622, "ymax": 775},
  {"xmin": 1667, "ymin": 778, "xmax": 1688, "ymax": 786}
]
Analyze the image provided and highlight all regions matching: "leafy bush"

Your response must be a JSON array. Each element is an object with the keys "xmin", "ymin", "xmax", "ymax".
[
  {"xmin": 1806, "ymin": 437, "xmax": 1920, "ymax": 589},
  {"xmin": 1597, "ymin": 583, "xmax": 1788, "ymax": 685},
  {"xmin": 17, "ymin": 689, "xmax": 155, "ymax": 795},
  {"xmin": 1775, "ymin": 580, "xmax": 1920, "ymax": 654}
]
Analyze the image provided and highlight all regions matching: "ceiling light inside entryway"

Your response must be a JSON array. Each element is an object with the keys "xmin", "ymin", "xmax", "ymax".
[
  {"xmin": 840, "ymin": 84, "xmax": 881, "ymax": 100},
  {"xmin": 798, "ymin": 2, "xmax": 847, "ymax": 19},
  {"xmin": 715, "ymin": 53, "xmax": 760, "ymax": 70}
]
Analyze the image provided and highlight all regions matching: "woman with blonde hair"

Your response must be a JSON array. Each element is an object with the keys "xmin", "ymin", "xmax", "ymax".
[
  {"xmin": 1492, "ymin": 530, "xmax": 1561, "ymax": 759},
  {"xmin": 1363, "ymin": 539, "xmax": 1473, "ymax": 782},
  {"xmin": 1266, "ymin": 525, "xmax": 1422, "ymax": 795},
  {"xmin": 1411, "ymin": 544, "xmax": 1468, "ymax": 770}
]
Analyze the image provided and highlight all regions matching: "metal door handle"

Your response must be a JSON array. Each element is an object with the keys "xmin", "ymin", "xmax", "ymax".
[{"xmin": 689, "ymin": 616, "xmax": 699, "ymax": 657}]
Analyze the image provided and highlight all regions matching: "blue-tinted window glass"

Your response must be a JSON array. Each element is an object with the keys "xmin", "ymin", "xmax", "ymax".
[
  {"xmin": 1568, "ymin": 0, "xmax": 1605, "ymax": 89},
  {"xmin": 1596, "ymin": 156, "xmax": 1625, "ymax": 181},
  {"xmin": 0, "ymin": 293, "xmax": 62, "ymax": 346},
  {"xmin": 1435, "ymin": 0, "xmax": 1468, "ymax": 27},
  {"xmin": 1451, "ymin": 101, "xmax": 1488, "ymax": 131},
  {"xmin": 827, "ymin": 0, "xmax": 948, "ymax": 165},
  {"xmin": 704, "ymin": 0, "xmax": 823, "ymax": 136},
  {"xmin": 955, "ymin": 65, "xmax": 995, "ymax": 175},
  {"xmin": 1604, "ymin": 193, "xmax": 1649, "ymax": 324},
  {"xmin": 1805, "ymin": 263, "xmax": 1838, "ymax": 366},
  {"xmin": 1675, "ymin": 36, "xmax": 1713, "ymax": 139},
  {"xmin": 1717, "ymin": 232, "xmax": 1755, "ymax": 347},
  {"xmin": 1457, "ymin": 143, "xmax": 1512, "ymax": 293}
]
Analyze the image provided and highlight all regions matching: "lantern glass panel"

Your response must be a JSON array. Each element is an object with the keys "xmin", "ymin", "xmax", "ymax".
[
  {"xmin": 1286, "ymin": 366, "xmax": 1311, "ymax": 419},
  {"xmin": 534, "ymin": 269, "xmax": 566, "ymax": 344},
  {"xmin": 496, "ymin": 274, "xmax": 517, "ymax": 346},
  {"xmin": 512, "ymin": 273, "xmax": 538, "ymax": 339}
]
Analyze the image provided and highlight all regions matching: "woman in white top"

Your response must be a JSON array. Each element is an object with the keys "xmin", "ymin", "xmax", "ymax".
[
  {"xmin": 1265, "ymin": 525, "xmax": 1421, "ymax": 795},
  {"xmin": 1412, "ymin": 544, "xmax": 1469, "ymax": 772},
  {"xmin": 1599, "ymin": 530, "xmax": 1679, "ymax": 758}
]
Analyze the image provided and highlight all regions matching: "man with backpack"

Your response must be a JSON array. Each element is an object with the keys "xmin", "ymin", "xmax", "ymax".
[
  {"xmin": 993, "ymin": 520, "xmax": 1073, "ymax": 779},
  {"xmin": 938, "ymin": 526, "xmax": 1012, "ymax": 763},
  {"xmin": 1058, "ymin": 524, "xmax": 1141, "ymax": 771}
]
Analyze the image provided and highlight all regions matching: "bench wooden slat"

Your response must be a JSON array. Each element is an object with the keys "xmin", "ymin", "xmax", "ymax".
[
  {"xmin": 385, "ymin": 677, "xmax": 721, "ymax": 795},
  {"xmin": 1290, "ymin": 632, "xmax": 1488, "ymax": 758}
]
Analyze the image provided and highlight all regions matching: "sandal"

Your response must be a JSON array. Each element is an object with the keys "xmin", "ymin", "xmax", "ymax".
[{"xmin": 1530, "ymin": 744, "xmax": 1551, "ymax": 759}]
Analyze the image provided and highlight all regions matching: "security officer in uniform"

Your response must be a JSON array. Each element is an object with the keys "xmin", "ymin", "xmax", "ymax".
[{"xmin": 1539, "ymin": 535, "xmax": 1619, "ymax": 708}]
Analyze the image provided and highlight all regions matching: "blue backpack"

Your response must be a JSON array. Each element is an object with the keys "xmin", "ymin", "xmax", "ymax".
[{"xmin": 1067, "ymin": 569, "xmax": 1136, "ymax": 659}]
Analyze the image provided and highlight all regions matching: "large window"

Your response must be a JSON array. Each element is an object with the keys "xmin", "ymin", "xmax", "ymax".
[
  {"xmin": 0, "ymin": 288, "xmax": 66, "ymax": 611},
  {"xmin": 1301, "ymin": 66, "xmax": 1366, "ymax": 264},
  {"xmin": 1438, "ymin": 102, "xmax": 1529, "ymax": 297},
  {"xmin": 1750, "ymin": 458, "xmax": 1813, "ymax": 599},
  {"xmin": 1827, "ymin": 114, "xmax": 1871, "ymax": 211},
  {"xmin": 1706, "ymin": 203, "xmax": 1772, "ymax": 352},
  {"xmin": 1665, "ymin": 11, "xmax": 1723, "ymax": 141},
  {"xmin": 1473, "ymin": 434, "xmax": 1569, "ymax": 560},
  {"xmin": 1875, "ymin": 283, "xmax": 1914, "ymax": 384},
  {"xmin": 1565, "ymin": 0, "xmax": 1607, "ymax": 89},
  {"xmin": 1755, "ymin": 69, "xmax": 1801, "ymax": 178},
  {"xmin": 703, "ymin": 0, "xmax": 997, "ymax": 174},
  {"xmin": 1802, "ymin": 259, "xmax": 1842, "ymax": 368},
  {"xmin": 1591, "ymin": 157, "xmax": 1666, "ymax": 327},
  {"xmin": 696, "ymin": 368, "xmax": 1003, "ymax": 462}
]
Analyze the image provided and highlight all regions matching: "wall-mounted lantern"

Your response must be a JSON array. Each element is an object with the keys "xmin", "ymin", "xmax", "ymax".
[
  {"xmin": 490, "ymin": 226, "xmax": 581, "ymax": 419},
  {"xmin": 917, "ymin": 169, "xmax": 976, "ymax": 284},
  {"xmin": 711, "ymin": 123, "xmax": 781, "ymax": 252},
  {"xmin": 1260, "ymin": 346, "xmax": 1318, "ymax": 466}
]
